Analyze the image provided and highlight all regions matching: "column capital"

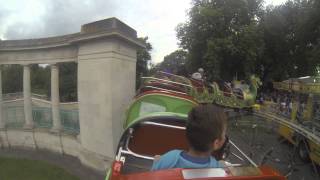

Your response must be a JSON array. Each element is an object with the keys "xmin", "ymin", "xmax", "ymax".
[
  {"xmin": 22, "ymin": 64, "xmax": 31, "ymax": 67},
  {"xmin": 50, "ymin": 64, "xmax": 60, "ymax": 70}
]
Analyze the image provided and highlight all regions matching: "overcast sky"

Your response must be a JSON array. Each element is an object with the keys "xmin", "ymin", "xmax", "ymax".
[{"xmin": 0, "ymin": 0, "xmax": 287, "ymax": 63}]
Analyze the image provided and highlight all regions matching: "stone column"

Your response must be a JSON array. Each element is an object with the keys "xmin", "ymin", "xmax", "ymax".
[
  {"xmin": 23, "ymin": 64, "xmax": 33, "ymax": 129},
  {"xmin": 0, "ymin": 66, "xmax": 4, "ymax": 129},
  {"xmin": 50, "ymin": 64, "xmax": 61, "ymax": 132},
  {"xmin": 76, "ymin": 18, "xmax": 144, "ymax": 171}
]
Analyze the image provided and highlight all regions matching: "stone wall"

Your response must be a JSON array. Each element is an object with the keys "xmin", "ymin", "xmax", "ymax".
[
  {"xmin": 0, "ymin": 17, "xmax": 144, "ymax": 173},
  {"xmin": 0, "ymin": 129, "xmax": 85, "ymax": 168}
]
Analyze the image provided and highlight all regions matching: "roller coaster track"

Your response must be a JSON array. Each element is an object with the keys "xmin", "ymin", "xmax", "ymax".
[{"xmin": 253, "ymin": 110, "xmax": 320, "ymax": 145}]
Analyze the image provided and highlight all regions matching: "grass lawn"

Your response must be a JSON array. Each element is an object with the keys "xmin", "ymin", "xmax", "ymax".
[{"xmin": 0, "ymin": 156, "xmax": 80, "ymax": 180}]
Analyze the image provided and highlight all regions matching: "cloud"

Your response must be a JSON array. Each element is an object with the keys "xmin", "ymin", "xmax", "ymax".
[
  {"xmin": 114, "ymin": 0, "xmax": 191, "ymax": 63},
  {"xmin": 2, "ymin": 0, "xmax": 118, "ymax": 39},
  {"xmin": 0, "ymin": 7, "xmax": 10, "ymax": 39},
  {"xmin": 0, "ymin": 0, "xmax": 191, "ymax": 63}
]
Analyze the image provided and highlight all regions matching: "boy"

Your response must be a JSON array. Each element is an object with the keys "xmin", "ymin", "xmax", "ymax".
[{"xmin": 151, "ymin": 104, "xmax": 227, "ymax": 170}]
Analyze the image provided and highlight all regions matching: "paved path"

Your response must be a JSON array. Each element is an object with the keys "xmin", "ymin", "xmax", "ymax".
[{"xmin": 0, "ymin": 148, "xmax": 105, "ymax": 180}]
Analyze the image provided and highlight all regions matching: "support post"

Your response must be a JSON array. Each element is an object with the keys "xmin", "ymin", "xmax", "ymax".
[
  {"xmin": 77, "ymin": 18, "xmax": 144, "ymax": 171},
  {"xmin": 0, "ymin": 65, "xmax": 4, "ymax": 129},
  {"xmin": 23, "ymin": 64, "xmax": 33, "ymax": 129},
  {"xmin": 50, "ymin": 64, "xmax": 61, "ymax": 132}
]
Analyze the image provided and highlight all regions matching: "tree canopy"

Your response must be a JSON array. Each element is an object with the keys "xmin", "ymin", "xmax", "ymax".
[
  {"xmin": 151, "ymin": 50, "xmax": 188, "ymax": 76},
  {"xmin": 175, "ymin": 0, "xmax": 320, "ymax": 84},
  {"xmin": 3, "ymin": 0, "xmax": 320, "ymax": 97},
  {"xmin": 2, "ymin": 63, "xmax": 77, "ymax": 102},
  {"xmin": 136, "ymin": 37, "xmax": 152, "ymax": 89}
]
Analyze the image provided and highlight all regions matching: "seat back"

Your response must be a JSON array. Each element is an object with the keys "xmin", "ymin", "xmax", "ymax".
[{"xmin": 128, "ymin": 122, "xmax": 188, "ymax": 156}]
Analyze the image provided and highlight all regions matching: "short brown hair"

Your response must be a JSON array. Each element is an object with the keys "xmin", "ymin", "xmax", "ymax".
[{"xmin": 186, "ymin": 104, "xmax": 227, "ymax": 152}]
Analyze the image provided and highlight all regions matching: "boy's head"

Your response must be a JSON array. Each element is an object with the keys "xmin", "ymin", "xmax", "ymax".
[{"xmin": 186, "ymin": 104, "xmax": 227, "ymax": 153}]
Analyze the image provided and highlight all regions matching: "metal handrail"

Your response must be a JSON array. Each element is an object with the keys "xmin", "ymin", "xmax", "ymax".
[
  {"xmin": 142, "ymin": 77, "xmax": 192, "ymax": 88},
  {"xmin": 119, "ymin": 148, "xmax": 154, "ymax": 160},
  {"xmin": 229, "ymin": 140, "xmax": 258, "ymax": 167},
  {"xmin": 142, "ymin": 85, "xmax": 188, "ymax": 95},
  {"xmin": 122, "ymin": 128, "xmax": 155, "ymax": 160},
  {"xmin": 157, "ymin": 71, "xmax": 191, "ymax": 83},
  {"xmin": 254, "ymin": 111, "xmax": 320, "ymax": 145},
  {"xmin": 158, "ymin": 71, "xmax": 187, "ymax": 79},
  {"xmin": 142, "ymin": 121, "xmax": 185, "ymax": 130}
]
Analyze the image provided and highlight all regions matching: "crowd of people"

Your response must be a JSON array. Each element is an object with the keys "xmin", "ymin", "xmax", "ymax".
[
  {"xmin": 259, "ymin": 90, "xmax": 300, "ymax": 118},
  {"xmin": 258, "ymin": 90, "xmax": 320, "ymax": 125}
]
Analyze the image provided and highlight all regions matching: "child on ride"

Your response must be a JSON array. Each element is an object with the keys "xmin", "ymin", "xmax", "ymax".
[{"xmin": 151, "ymin": 104, "xmax": 227, "ymax": 171}]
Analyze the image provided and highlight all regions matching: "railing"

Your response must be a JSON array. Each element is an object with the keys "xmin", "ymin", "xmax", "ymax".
[
  {"xmin": 60, "ymin": 109, "xmax": 80, "ymax": 134},
  {"xmin": 2, "ymin": 106, "xmax": 80, "ymax": 134},
  {"xmin": 2, "ymin": 92, "xmax": 49, "ymax": 101},
  {"xmin": 256, "ymin": 101, "xmax": 320, "ymax": 144},
  {"xmin": 4, "ymin": 106, "xmax": 25, "ymax": 128},
  {"xmin": 33, "ymin": 107, "xmax": 53, "ymax": 128}
]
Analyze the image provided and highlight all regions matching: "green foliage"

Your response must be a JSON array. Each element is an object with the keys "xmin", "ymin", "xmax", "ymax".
[
  {"xmin": 259, "ymin": 0, "xmax": 320, "ymax": 82},
  {"xmin": 136, "ymin": 37, "xmax": 152, "ymax": 89},
  {"xmin": 2, "ymin": 65, "xmax": 23, "ymax": 94},
  {"xmin": 0, "ymin": 157, "xmax": 79, "ymax": 180},
  {"xmin": 59, "ymin": 62, "xmax": 77, "ymax": 102},
  {"xmin": 152, "ymin": 49, "xmax": 188, "ymax": 76},
  {"xmin": 176, "ymin": 0, "xmax": 320, "ymax": 85},
  {"xmin": 2, "ymin": 63, "xmax": 77, "ymax": 102},
  {"xmin": 31, "ymin": 64, "xmax": 50, "ymax": 96},
  {"xmin": 177, "ymin": 0, "xmax": 264, "ymax": 81}
]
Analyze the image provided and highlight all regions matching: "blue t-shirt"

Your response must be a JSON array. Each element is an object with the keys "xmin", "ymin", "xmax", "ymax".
[{"xmin": 151, "ymin": 150, "xmax": 221, "ymax": 171}]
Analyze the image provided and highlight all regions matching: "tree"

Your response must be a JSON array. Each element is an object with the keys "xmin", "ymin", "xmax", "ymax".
[
  {"xmin": 2, "ymin": 63, "xmax": 77, "ymax": 102},
  {"xmin": 259, "ymin": 0, "xmax": 320, "ymax": 83},
  {"xmin": 155, "ymin": 49, "xmax": 188, "ymax": 76},
  {"xmin": 59, "ymin": 62, "xmax": 77, "ymax": 102},
  {"xmin": 177, "ymin": 0, "xmax": 264, "ymax": 81},
  {"xmin": 176, "ymin": 0, "xmax": 320, "ymax": 86},
  {"xmin": 2, "ymin": 65, "xmax": 23, "ymax": 94},
  {"xmin": 136, "ymin": 37, "xmax": 152, "ymax": 89},
  {"xmin": 31, "ymin": 64, "xmax": 50, "ymax": 97}
]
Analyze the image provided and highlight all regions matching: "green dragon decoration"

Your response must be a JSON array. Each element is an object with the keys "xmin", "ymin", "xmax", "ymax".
[
  {"xmin": 188, "ymin": 75, "xmax": 261, "ymax": 108},
  {"xmin": 141, "ymin": 72, "xmax": 261, "ymax": 109}
]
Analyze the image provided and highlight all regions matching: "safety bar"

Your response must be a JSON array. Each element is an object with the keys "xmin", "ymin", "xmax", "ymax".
[
  {"xmin": 120, "ymin": 128, "xmax": 155, "ymax": 160},
  {"xmin": 141, "ymin": 121, "xmax": 186, "ymax": 130},
  {"xmin": 229, "ymin": 140, "xmax": 258, "ymax": 167},
  {"xmin": 120, "ymin": 148, "xmax": 155, "ymax": 160}
]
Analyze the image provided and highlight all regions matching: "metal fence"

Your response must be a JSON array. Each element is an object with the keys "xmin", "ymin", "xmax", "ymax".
[
  {"xmin": 60, "ymin": 109, "xmax": 80, "ymax": 134},
  {"xmin": 3, "ymin": 92, "xmax": 49, "ymax": 101},
  {"xmin": 32, "ymin": 107, "xmax": 53, "ymax": 128},
  {"xmin": 4, "ymin": 106, "xmax": 25, "ymax": 128},
  {"xmin": 2, "ymin": 106, "xmax": 80, "ymax": 134}
]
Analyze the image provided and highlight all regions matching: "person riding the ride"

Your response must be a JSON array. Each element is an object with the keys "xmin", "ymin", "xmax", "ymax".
[
  {"xmin": 191, "ymin": 68, "xmax": 204, "ymax": 80},
  {"xmin": 151, "ymin": 104, "xmax": 227, "ymax": 170}
]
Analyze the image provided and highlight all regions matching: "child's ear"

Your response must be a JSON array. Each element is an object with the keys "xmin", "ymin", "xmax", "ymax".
[{"xmin": 212, "ymin": 139, "xmax": 221, "ymax": 151}]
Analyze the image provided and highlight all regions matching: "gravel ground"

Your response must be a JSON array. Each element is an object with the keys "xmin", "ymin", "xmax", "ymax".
[
  {"xmin": 228, "ymin": 113, "xmax": 320, "ymax": 180},
  {"xmin": 0, "ymin": 148, "xmax": 105, "ymax": 180}
]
